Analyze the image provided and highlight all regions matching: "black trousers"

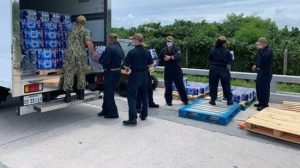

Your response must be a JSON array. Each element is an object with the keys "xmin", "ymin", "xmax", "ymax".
[
  {"xmin": 136, "ymin": 72, "xmax": 154, "ymax": 109},
  {"xmin": 256, "ymin": 71, "xmax": 272, "ymax": 107},
  {"xmin": 127, "ymin": 72, "xmax": 149, "ymax": 120},
  {"xmin": 102, "ymin": 70, "xmax": 120, "ymax": 117},
  {"xmin": 209, "ymin": 66, "xmax": 232, "ymax": 102},
  {"xmin": 164, "ymin": 69, "xmax": 188, "ymax": 104}
]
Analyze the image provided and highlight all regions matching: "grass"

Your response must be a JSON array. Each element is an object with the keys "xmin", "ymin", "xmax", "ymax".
[{"xmin": 153, "ymin": 71, "xmax": 300, "ymax": 94}]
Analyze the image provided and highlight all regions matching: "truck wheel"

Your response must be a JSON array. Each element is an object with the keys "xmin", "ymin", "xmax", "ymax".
[
  {"xmin": 117, "ymin": 80, "xmax": 128, "ymax": 97},
  {"xmin": 150, "ymin": 75, "xmax": 158, "ymax": 90}
]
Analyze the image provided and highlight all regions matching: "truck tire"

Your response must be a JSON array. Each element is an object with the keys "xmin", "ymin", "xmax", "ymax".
[
  {"xmin": 150, "ymin": 75, "xmax": 158, "ymax": 90},
  {"xmin": 117, "ymin": 80, "xmax": 128, "ymax": 97}
]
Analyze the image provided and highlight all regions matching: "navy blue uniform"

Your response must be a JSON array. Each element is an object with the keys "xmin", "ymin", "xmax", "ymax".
[
  {"xmin": 160, "ymin": 46, "xmax": 188, "ymax": 104},
  {"xmin": 99, "ymin": 42, "xmax": 124, "ymax": 117},
  {"xmin": 209, "ymin": 46, "xmax": 233, "ymax": 102},
  {"xmin": 256, "ymin": 46, "xmax": 273, "ymax": 107},
  {"xmin": 136, "ymin": 71, "xmax": 152, "ymax": 108},
  {"xmin": 125, "ymin": 45, "xmax": 153, "ymax": 120}
]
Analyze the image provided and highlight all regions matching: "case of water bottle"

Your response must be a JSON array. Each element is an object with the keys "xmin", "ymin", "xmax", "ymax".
[
  {"xmin": 149, "ymin": 49, "xmax": 159, "ymax": 66},
  {"xmin": 231, "ymin": 87, "xmax": 256, "ymax": 103},
  {"xmin": 172, "ymin": 78, "xmax": 210, "ymax": 96},
  {"xmin": 87, "ymin": 46, "xmax": 105, "ymax": 72},
  {"xmin": 20, "ymin": 9, "xmax": 73, "ymax": 72}
]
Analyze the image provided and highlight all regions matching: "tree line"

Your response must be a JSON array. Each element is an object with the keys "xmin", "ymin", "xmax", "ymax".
[{"xmin": 112, "ymin": 14, "xmax": 300, "ymax": 75}]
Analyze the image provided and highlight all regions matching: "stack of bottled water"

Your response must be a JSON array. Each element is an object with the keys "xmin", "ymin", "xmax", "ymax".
[
  {"xmin": 20, "ymin": 9, "xmax": 73, "ymax": 73},
  {"xmin": 87, "ymin": 46, "xmax": 106, "ymax": 72},
  {"xmin": 172, "ymin": 78, "xmax": 210, "ymax": 96},
  {"xmin": 185, "ymin": 82, "xmax": 210, "ymax": 96},
  {"xmin": 231, "ymin": 87, "xmax": 256, "ymax": 103}
]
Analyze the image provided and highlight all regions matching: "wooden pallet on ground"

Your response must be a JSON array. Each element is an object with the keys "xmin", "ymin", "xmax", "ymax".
[
  {"xmin": 37, "ymin": 69, "xmax": 64, "ymax": 76},
  {"xmin": 173, "ymin": 91, "xmax": 208, "ymax": 102},
  {"xmin": 245, "ymin": 108, "xmax": 300, "ymax": 144},
  {"xmin": 283, "ymin": 101, "xmax": 300, "ymax": 112}
]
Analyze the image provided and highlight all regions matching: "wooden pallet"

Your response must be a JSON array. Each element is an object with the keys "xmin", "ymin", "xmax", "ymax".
[
  {"xmin": 173, "ymin": 91, "xmax": 208, "ymax": 102},
  {"xmin": 37, "ymin": 69, "xmax": 64, "ymax": 76},
  {"xmin": 245, "ymin": 108, "xmax": 300, "ymax": 144},
  {"xmin": 283, "ymin": 101, "xmax": 300, "ymax": 112}
]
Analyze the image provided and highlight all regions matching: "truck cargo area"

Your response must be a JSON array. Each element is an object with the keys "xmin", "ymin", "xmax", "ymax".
[{"xmin": 8, "ymin": 0, "xmax": 109, "ymax": 115}]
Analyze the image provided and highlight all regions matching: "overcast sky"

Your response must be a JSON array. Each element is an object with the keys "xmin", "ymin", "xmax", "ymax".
[{"xmin": 112, "ymin": 0, "xmax": 300, "ymax": 29}]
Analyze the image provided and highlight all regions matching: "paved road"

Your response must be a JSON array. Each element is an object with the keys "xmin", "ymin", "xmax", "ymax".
[{"xmin": 0, "ymin": 89, "xmax": 299, "ymax": 168}]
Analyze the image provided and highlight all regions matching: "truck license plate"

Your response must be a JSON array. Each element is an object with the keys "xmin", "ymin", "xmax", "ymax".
[{"xmin": 23, "ymin": 94, "xmax": 43, "ymax": 106}]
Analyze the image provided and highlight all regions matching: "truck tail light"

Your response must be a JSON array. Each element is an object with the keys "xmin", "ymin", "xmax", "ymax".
[
  {"xmin": 24, "ymin": 83, "xmax": 43, "ymax": 93},
  {"xmin": 95, "ymin": 75, "xmax": 104, "ymax": 82}
]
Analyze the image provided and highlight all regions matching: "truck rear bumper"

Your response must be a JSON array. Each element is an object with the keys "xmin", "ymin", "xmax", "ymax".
[{"xmin": 18, "ymin": 91, "xmax": 101, "ymax": 115}]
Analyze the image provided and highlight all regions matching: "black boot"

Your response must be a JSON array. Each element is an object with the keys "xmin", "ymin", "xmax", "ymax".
[
  {"xmin": 254, "ymin": 103, "xmax": 260, "ymax": 107},
  {"xmin": 98, "ymin": 111, "xmax": 105, "ymax": 117},
  {"xmin": 64, "ymin": 91, "xmax": 71, "ymax": 103},
  {"xmin": 123, "ymin": 119, "xmax": 137, "ymax": 126},
  {"xmin": 149, "ymin": 102, "xmax": 159, "ymax": 108},
  {"xmin": 79, "ymin": 89, "xmax": 84, "ymax": 100},
  {"xmin": 209, "ymin": 100, "xmax": 216, "ymax": 106}
]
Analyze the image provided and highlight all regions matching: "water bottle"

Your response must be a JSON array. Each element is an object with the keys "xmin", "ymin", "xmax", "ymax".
[
  {"xmin": 21, "ymin": 9, "xmax": 37, "ymax": 21},
  {"xmin": 44, "ymin": 31, "xmax": 58, "ymax": 40},
  {"xmin": 23, "ymin": 30, "xmax": 44, "ymax": 40},
  {"xmin": 37, "ymin": 11, "xmax": 50, "ymax": 22},
  {"xmin": 186, "ymin": 86, "xmax": 194, "ymax": 95},
  {"xmin": 23, "ymin": 40, "xmax": 41, "ymax": 49},
  {"xmin": 43, "ymin": 22, "xmax": 58, "ymax": 31},
  {"xmin": 20, "ymin": 20, "xmax": 37, "ymax": 30},
  {"xmin": 37, "ymin": 59, "xmax": 53, "ymax": 70},
  {"xmin": 63, "ymin": 22, "xmax": 74, "ymax": 31},
  {"xmin": 45, "ymin": 40, "xmax": 59, "ymax": 48},
  {"xmin": 50, "ymin": 13, "xmax": 61, "ymax": 23},
  {"xmin": 37, "ymin": 49, "xmax": 52, "ymax": 59},
  {"xmin": 60, "ymin": 14, "xmax": 71, "ymax": 23}
]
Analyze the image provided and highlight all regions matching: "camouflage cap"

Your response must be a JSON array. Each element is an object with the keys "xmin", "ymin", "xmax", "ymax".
[{"xmin": 76, "ymin": 15, "xmax": 86, "ymax": 24}]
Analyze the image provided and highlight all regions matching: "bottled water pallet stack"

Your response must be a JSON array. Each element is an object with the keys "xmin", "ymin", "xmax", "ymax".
[
  {"xmin": 20, "ymin": 9, "xmax": 73, "ymax": 75},
  {"xmin": 172, "ymin": 79, "xmax": 210, "ymax": 102},
  {"xmin": 229, "ymin": 87, "xmax": 256, "ymax": 110},
  {"xmin": 205, "ymin": 87, "xmax": 257, "ymax": 110},
  {"xmin": 179, "ymin": 99, "xmax": 241, "ymax": 125}
]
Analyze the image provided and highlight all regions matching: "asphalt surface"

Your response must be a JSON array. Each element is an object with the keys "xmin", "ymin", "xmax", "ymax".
[{"xmin": 0, "ymin": 88, "xmax": 299, "ymax": 168}]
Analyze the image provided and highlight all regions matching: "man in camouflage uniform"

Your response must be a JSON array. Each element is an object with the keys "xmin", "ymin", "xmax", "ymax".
[{"xmin": 63, "ymin": 15, "xmax": 98, "ymax": 103}]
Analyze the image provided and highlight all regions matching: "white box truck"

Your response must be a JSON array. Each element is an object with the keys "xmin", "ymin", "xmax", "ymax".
[{"xmin": 0, "ymin": 0, "xmax": 111, "ymax": 115}]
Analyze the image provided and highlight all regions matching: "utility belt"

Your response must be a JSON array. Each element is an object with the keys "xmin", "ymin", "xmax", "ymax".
[
  {"xmin": 104, "ymin": 68, "xmax": 121, "ymax": 72},
  {"xmin": 210, "ymin": 63, "xmax": 227, "ymax": 68},
  {"xmin": 131, "ymin": 68, "xmax": 148, "ymax": 72}
]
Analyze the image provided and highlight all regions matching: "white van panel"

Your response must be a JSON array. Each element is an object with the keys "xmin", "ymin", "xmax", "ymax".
[{"xmin": 0, "ymin": 0, "xmax": 12, "ymax": 89}]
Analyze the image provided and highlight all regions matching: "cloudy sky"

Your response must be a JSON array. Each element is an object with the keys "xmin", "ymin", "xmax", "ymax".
[{"xmin": 112, "ymin": 0, "xmax": 300, "ymax": 28}]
